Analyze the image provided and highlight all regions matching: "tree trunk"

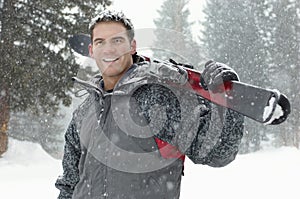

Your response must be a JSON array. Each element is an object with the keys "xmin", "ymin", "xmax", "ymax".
[
  {"xmin": 0, "ymin": 88, "xmax": 9, "ymax": 156},
  {"xmin": 0, "ymin": 132, "xmax": 8, "ymax": 156},
  {"xmin": 0, "ymin": 0, "xmax": 15, "ymax": 157}
]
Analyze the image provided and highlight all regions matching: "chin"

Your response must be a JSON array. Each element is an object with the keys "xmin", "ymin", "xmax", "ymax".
[{"xmin": 102, "ymin": 68, "xmax": 124, "ymax": 77}]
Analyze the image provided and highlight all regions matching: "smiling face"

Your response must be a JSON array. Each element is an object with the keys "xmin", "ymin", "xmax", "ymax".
[{"xmin": 89, "ymin": 21, "xmax": 136, "ymax": 90}]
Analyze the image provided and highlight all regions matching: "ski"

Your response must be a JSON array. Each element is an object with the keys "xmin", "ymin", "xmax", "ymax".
[
  {"xmin": 68, "ymin": 34, "xmax": 291, "ymax": 125},
  {"xmin": 69, "ymin": 33, "xmax": 91, "ymax": 57}
]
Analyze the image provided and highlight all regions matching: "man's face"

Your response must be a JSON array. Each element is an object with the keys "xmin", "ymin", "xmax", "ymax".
[{"xmin": 89, "ymin": 21, "xmax": 136, "ymax": 78}]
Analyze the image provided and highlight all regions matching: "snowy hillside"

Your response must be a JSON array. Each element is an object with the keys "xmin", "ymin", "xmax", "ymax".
[
  {"xmin": 0, "ymin": 138, "xmax": 61, "ymax": 198},
  {"xmin": 1, "ymin": 138, "xmax": 299, "ymax": 199}
]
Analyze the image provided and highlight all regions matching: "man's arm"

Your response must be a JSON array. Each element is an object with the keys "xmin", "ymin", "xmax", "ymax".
[
  {"xmin": 55, "ymin": 119, "xmax": 81, "ymax": 199},
  {"xmin": 186, "ymin": 101, "xmax": 244, "ymax": 167},
  {"xmin": 130, "ymin": 64, "xmax": 244, "ymax": 167},
  {"xmin": 183, "ymin": 60, "xmax": 244, "ymax": 167}
]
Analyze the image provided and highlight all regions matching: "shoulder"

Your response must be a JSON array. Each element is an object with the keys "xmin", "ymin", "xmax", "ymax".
[
  {"xmin": 132, "ymin": 83, "xmax": 179, "ymax": 103},
  {"xmin": 131, "ymin": 83, "xmax": 181, "ymax": 124}
]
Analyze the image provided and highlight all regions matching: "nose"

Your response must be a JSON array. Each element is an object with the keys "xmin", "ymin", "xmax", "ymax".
[{"xmin": 102, "ymin": 42, "xmax": 116, "ymax": 54}]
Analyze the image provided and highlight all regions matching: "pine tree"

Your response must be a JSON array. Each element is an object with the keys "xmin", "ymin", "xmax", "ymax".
[
  {"xmin": 0, "ymin": 0, "xmax": 112, "ymax": 156},
  {"xmin": 153, "ymin": 0, "xmax": 202, "ymax": 67},
  {"xmin": 269, "ymin": 0, "xmax": 300, "ymax": 148},
  {"xmin": 8, "ymin": 110, "xmax": 65, "ymax": 158},
  {"xmin": 201, "ymin": 0, "xmax": 273, "ymax": 85},
  {"xmin": 201, "ymin": 0, "xmax": 300, "ymax": 151},
  {"xmin": 201, "ymin": 0, "xmax": 279, "ymax": 153}
]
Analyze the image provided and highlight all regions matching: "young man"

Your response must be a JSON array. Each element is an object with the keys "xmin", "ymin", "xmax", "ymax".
[{"xmin": 55, "ymin": 10, "xmax": 244, "ymax": 199}]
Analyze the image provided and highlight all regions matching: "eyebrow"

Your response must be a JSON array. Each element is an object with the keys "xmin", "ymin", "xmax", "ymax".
[
  {"xmin": 111, "ymin": 36, "xmax": 126, "ymax": 40},
  {"xmin": 93, "ymin": 35, "xmax": 126, "ymax": 43},
  {"xmin": 93, "ymin": 38, "xmax": 104, "ymax": 43}
]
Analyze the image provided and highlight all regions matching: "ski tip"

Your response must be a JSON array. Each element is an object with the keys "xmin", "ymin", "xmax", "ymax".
[
  {"xmin": 269, "ymin": 94, "xmax": 291, "ymax": 125},
  {"xmin": 68, "ymin": 33, "xmax": 91, "ymax": 57}
]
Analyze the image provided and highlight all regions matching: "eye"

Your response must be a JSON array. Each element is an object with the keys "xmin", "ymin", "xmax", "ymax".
[
  {"xmin": 112, "ymin": 37, "xmax": 124, "ymax": 44},
  {"xmin": 94, "ymin": 40, "xmax": 104, "ymax": 46}
]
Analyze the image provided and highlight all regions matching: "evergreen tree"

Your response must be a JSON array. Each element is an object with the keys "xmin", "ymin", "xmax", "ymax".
[
  {"xmin": 8, "ymin": 110, "xmax": 64, "ymax": 159},
  {"xmin": 200, "ymin": 0, "xmax": 279, "ymax": 153},
  {"xmin": 153, "ymin": 0, "xmax": 202, "ymax": 67},
  {"xmin": 201, "ymin": 0, "xmax": 300, "ymax": 151},
  {"xmin": 0, "ymin": 0, "xmax": 112, "ymax": 156},
  {"xmin": 201, "ymin": 0, "xmax": 273, "ymax": 85},
  {"xmin": 269, "ymin": 0, "xmax": 300, "ymax": 148}
]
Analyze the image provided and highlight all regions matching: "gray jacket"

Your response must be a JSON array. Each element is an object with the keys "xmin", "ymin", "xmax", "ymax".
[{"xmin": 55, "ymin": 62, "xmax": 244, "ymax": 199}]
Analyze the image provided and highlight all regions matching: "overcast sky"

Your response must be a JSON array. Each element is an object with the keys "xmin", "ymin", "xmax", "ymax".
[{"xmin": 109, "ymin": 0, "xmax": 206, "ymax": 39}]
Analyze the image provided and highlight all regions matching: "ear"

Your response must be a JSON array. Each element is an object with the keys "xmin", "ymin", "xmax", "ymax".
[
  {"xmin": 130, "ymin": 39, "xmax": 137, "ymax": 55},
  {"xmin": 88, "ymin": 43, "xmax": 94, "ymax": 58}
]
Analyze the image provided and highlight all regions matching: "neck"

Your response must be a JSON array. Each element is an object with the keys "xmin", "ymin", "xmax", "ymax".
[
  {"xmin": 102, "ymin": 61, "xmax": 134, "ymax": 91},
  {"xmin": 102, "ymin": 76, "xmax": 120, "ymax": 91}
]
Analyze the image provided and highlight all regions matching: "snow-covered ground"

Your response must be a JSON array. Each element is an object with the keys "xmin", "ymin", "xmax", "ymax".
[{"xmin": 1, "ymin": 138, "xmax": 299, "ymax": 199}]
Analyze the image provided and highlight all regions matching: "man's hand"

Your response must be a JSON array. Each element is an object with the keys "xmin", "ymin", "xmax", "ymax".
[{"xmin": 201, "ymin": 60, "xmax": 239, "ymax": 92}]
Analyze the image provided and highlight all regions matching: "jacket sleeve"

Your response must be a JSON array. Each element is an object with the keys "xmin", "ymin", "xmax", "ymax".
[
  {"xmin": 131, "ymin": 83, "xmax": 244, "ymax": 167},
  {"xmin": 185, "ymin": 99, "xmax": 244, "ymax": 167},
  {"xmin": 55, "ymin": 118, "xmax": 81, "ymax": 199}
]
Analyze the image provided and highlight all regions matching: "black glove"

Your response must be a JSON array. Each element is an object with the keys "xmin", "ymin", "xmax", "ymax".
[{"xmin": 201, "ymin": 60, "xmax": 239, "ymax": 92}]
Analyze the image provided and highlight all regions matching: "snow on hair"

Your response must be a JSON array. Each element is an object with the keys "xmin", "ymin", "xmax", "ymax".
[{"xmin": 89, "ymin": 9, "xmax": 135, "ymax": 40}]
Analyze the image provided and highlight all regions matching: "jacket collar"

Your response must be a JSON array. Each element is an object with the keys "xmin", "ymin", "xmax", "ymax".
[{"xmin": 72, "ymin": 62, "xmax": 150, "ymax": 97}]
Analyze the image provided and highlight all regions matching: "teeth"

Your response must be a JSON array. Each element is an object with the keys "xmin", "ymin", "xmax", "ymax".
[{"xmin": 103, "ymin": 58, "xmax": 119, "ymax": 62}]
